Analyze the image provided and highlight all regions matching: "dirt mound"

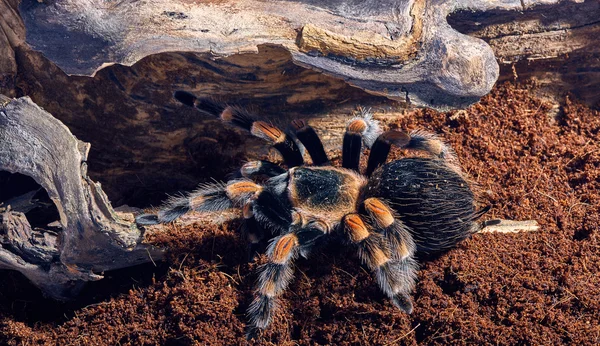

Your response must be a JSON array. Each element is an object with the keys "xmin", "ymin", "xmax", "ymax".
[{"xmin": 0, "ymin": 82, "xmax": 598, "ymax": 345}]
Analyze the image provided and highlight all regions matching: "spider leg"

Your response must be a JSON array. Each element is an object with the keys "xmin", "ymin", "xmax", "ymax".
[
  {"xmin": 343, "ymin": 202, "xmax": 418, "ymax": 313},
  {"xmin": 366, "ymin": 130, "xmax": 460, "ymax": 176},
  {"xmin": 290, "ymin": 119, "xmax": 329, "ymax": 165},
  {"xmin": 239, "ymin": 160, "xmax": 286, "ymax": 180},
  {"xmin": 342, "ymin": 112, "xmax": 380, "ymax": 171},
  {"xmin": 135, "ymin": 180, "xmax": 263, "ymax": 225},
  {"xmin": 174, "ymin": 91, "xmax": 304, "ymax": 167},
  {"xmin": 365, "ymin": 130, "xmax": 410, "ymax": 176},
  {"xmin": 241, "ymin": 201, "xmax": 267, "ymax": 261},
  {"xmin": 246, "ymin": 214, "xmax": 327, "ymax": 337}
]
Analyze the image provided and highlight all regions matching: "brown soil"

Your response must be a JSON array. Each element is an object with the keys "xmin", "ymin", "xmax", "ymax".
[{"xmin": 0, "ymin": 82, "xmax": 598, "ymax": 345}]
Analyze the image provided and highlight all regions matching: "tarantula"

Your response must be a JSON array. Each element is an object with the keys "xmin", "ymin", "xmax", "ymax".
[{"xmin": 136, "ymin": 92, "xmax": 488, "ymax": 337}]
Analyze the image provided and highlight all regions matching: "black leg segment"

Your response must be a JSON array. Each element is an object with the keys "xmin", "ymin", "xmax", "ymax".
[
  {"xmin": 174, "ymin": 90, "xmax": 304, "ymax": 167},
  {"xmin": 291, "ymin": 119, "xmax": 329, "ymax": 165},
  {"xmin": 365, "ymin": 130, "xmax": 410, "ymax": 176}
]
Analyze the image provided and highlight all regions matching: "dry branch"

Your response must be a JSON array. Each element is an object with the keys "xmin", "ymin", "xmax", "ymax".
[{"xmin": 0, "ymin": 95, "xmax": 163, "ymax": 299}]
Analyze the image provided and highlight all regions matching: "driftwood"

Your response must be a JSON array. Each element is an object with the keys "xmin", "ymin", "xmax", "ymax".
[
  {"xmin": 479, "ymin": 219, "xmax": 540, "ymax": 233},
  {"xmin": 450, "ymin": 0, "xmax": 600, "ymax": 107},
  {"xmin": 0, "ymin": 95, "xmax": 162, "ymax": 299},
  {"xmin": 16, "ymin": 0, "xmax": 504, "ymax": 110}
]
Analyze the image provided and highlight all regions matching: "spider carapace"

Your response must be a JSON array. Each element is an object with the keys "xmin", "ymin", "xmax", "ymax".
[{"xmin": 136, "ymin": 91, "xmax": 489, "ymax": 337}]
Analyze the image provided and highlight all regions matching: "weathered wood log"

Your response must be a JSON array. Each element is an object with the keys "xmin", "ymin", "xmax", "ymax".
[
  {"xmin": 449, "ymin": 0, "xmax": 600, "ymax": 108},
  {"xmin": 0, "ymin": 95, "xmax": 163, "ymax": 299},
  {"xmin": 17, "ymin": 0, "xmax": 504, "ymax": 110}
]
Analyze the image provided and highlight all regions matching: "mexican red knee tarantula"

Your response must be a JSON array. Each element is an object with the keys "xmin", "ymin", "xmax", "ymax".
[{"xmin": 136, "ymin": 91, "xmax": 489, "ymax": 337}]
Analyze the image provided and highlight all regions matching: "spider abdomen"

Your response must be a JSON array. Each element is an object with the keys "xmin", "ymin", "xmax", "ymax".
[{"xmin": 366, "ymin": 158, "xmax": 478, "ymax": 256}]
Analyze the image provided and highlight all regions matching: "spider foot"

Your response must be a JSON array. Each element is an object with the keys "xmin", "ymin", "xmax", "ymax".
[
  {"xmin": 135, "ymin": 213, "xmax": 159, "ymax": 225},
  {"xmin": 391, "ymin": 292, "xmax": 414, "ymax": 314}
]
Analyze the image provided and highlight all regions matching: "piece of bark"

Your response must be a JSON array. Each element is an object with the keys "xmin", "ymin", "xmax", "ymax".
[
  {"xmin": 17, "ymin": 0, "xmax": 504, "ymax": 110},
  {"xmin": 449, "ymin": 0, "xmax": 600, "ymax": 108},
  {"xmin": 0, "ymin": 95, "xmax": 163, "ymax": 299},
  {"xmin": 479, "ymin": 219, "xmax": 540, "ymax": 233}
]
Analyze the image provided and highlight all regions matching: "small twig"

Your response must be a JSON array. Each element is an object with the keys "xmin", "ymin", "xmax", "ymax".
[
  {"xmin": 384, "ymin": 323, "xmax": 421, "ymax": 345},
  {"xmin": 533, "ymin": 189, "xmax": 558, "ymax": 204},
  {"xmin": 220, "ymin": 271, "xmax": 239, "ymax": 285},
  {"xmin": 178, "ymin": 253, "xmax": 190, "ymax": 272},
  {"xmin": 334, "ymin": 266, "xmax": 357, "ymax": 280},
  {"xmin": 146, "ymin": 248, "xmax": 157, "ymax": 267},
  {"xmin": 478, "ymin": 219, "xmax": 539, "ymax": 233},
  {"xmin": 568, "ymin": 202, "xmax": 591, "ymax": 214}
]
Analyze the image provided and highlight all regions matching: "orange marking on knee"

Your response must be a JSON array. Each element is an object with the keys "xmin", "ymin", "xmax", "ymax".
[
  {"xmin": 291, "ymin": 119, "xmax": 307, "ymax": 131},
  {"xmin": 251, "ymin": 121, "xmax": 285, "ymax": 143},
  {"xmin": 345, "ymin": 214, "xmax": 369, "ymax": 243},
  {"xmin": 241, "ymin": 161, "xmax": 261, "ymax": 172},
  {"xmin": 226, "ymin": 181, "xmax": 262, "ymax": 200},
  {"xmin": 312, "ymin": 220, "xmax": 330, "ymax": 233},
  {"xmin": 347, "ymin": 119, "xmax": 367, "ymax": 134},
  {"xmin": 242, "ymin": 203, "xmax": 254, "ymax": 219},
  {"xmin": 261, "ymin": 280, "xmax": 276, "ymax": 297},
  {"xmin": 272, "ymin": 234, "xmax": 298, "ymax": 264},
  {"xmin": 372, "ymin": 248, "xmax": 391, "ymax": 267},
  {"xmin": 291, "ymin": 211, "xmax": 303, "ymax": 225},
  {"xmin": 398, "ymin": 242, "xmax": 410, "ymax": 259},
  {"xmin": 381, "ymin": 131, "xmax": 411, "ymax": 147},
  {"xmin": 220, "ymin": 106, "xmax": 234, "ymax": 122},
  {"xmin": 364, "ymin": 198, "xmax": 395, "ymax": 228}
]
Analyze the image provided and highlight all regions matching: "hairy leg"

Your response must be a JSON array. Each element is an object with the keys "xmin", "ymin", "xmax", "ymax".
[
  {"xmin": 135, "ymin": 180, "xmax": 263, "ymax": 225},
  {"xmin": 366, "ymin": 129, "xmax": 460, "ymax": 176},
  {"xmin": 174, "ymin": 91, "xmax": 304, "ymax": 167},
  {"xmin": 290, "ymin": 119, "xmax": 329, "ymax": 165},
  {"xmin": 246, "ymin": 214, "xmax": 327, "ymax": 337},
  {"xmin": 342, "ymin": 111, "xmax": 380, "ymax": 172},
  {"xmin": 343, "ymin": 206, "xmax": 418, "ymax": 313}
]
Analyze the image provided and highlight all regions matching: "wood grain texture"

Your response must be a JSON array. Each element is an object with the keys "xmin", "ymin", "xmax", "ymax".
[
  {"xmin": 449, "ymin": 0, "xmax": 600, "ymax": 108},
  {"xmin": 16, "ymin": 0, "xmax": 502, "ymax": 110},
  {"xmin": 0, "ymin": 96, "xmax": 163, "ymax": 299}
]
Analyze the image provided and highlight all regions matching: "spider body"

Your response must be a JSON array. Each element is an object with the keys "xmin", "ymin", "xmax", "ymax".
[{"xmin": 136, "ymin": 92, "xmax": 488, "ymax": 337}]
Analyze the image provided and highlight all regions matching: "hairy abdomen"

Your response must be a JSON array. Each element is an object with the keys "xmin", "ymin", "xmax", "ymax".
[{"xmin": 365, "ymin": 158, "xmax": 477, "ymax": 255}]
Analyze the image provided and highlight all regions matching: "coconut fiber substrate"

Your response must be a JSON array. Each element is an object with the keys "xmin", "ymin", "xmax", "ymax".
[{"xmin": 0, "ymin": 82, "xmax": 598, "ymax": 345}]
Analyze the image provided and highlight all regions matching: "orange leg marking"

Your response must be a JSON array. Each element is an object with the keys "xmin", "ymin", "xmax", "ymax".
[
  {"xmin": 242, "ymin": 202, "xmax": 253, "ymax": 219},
  {"xmin": 346, "ymin": 119, "xmax": 367, "ymax": 134},
  {"xmin": 371, "ymin": 248, "xmax": 391, "ymax": 267},
  {"xmin": 226, "ymin": 181, "xmax": 262, "ymax": 200},
  {"xmin": 364, "ymin": 198, "xmax": 395, "ymax": 228},
  {"xmin": 398, "ymin": 242, "xmax": 411, "ymax": 259},
  {"xmin": 345, "ymin": 214, "xmax": 370, "ymax": 243},
  {"xmin": 260, "ymin": 280, "xmax": 277, "ymax": 297},
  {"xmin": 251, "ymin": 121, "xmax": 285, "ymax": 143},
  {"xmin": 271, "ymin": 233, "xmax": 298, "ymax": 264},
  {"xmin": 189, "ymin": 195, "xmax": 205, "ymax": 210},
  {"xmin": 220, "ymin": 106, "xmax": 234, "ymax": 122},
  {"xmin": 291, "ymin": 119, "xmax": 307, "ymax": 131}
]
